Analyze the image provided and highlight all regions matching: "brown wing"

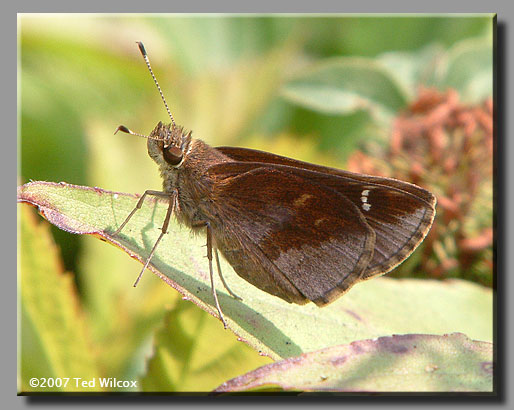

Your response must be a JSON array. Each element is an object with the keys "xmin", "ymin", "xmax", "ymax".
[
  {"xmin": 207, "ymin": 163, "xmax": 376, "ymax": 306},
  {"xmin": 217, "ymin": 147, "xmax": 435, "ymax": 204},
  {"xmin": 217, "ymin": 147, "xmax": 436, "ymax": 279}
]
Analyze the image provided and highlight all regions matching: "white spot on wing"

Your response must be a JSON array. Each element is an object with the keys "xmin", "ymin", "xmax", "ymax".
[{"xmin": 361, "ymin": 189, "xmax": 371, "ymax": 211}]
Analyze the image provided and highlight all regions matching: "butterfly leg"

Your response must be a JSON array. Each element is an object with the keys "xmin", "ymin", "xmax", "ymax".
[
  {"xmin": 113, "ymin": 190, "xmax": 171, "ymax": 235},
  {"xmin": 202, "ymin": 222, "xmax": 228, "ymax": 328},
  {"xmin": 214, "ymin": 247, "xmax": 243, "ymax": 301},
  {"xmin": 132, "ymin": 191, "xmax": 176, "ymax": 287}
]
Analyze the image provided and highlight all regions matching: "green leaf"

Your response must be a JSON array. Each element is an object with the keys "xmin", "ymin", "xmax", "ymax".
[
  {"xmin": 152, "ymin": 16, "xmax": 294, "ymax": 75},
  {"xmin": 18, "ymin": 182, "xmax": 492, "ymax": 361},
  {"xmin": 141, "ymin": 302, "xmax": 272, "ymax": 392},
  {"xmin": 19, "ymin": 206, "xmax": 100, "ymax": 392},
  {"xmin": 281, "ymin": 58, "xmax": 408, "ymax": 118},
  {"xmin": 214, "ymin": 333, "xmax": 493, "ymax": 392},
  {"xmin": 376, "ymin": 44, "xmax": 445, "ymax": 99},
  {"xmin": 435, "ymin": 37, "xmax": 493, "ymax": 102}
]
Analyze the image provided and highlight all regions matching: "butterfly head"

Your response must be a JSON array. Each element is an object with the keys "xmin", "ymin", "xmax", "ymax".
[{"xmin": 147, "ymin": 121, "xmax": 192, "ymax": 169}]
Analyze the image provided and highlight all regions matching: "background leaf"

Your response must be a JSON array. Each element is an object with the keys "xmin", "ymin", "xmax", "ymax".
[
  {"xmin": 435, "ymin": 37, "xmax": 493, "ymax": 102},
  {"xmin": 281, "ymin": 58, "xmax": 408, "ymax": 117},
  {"xmin": 141, "ymin": 303, "xmax": 272, "ymax": 392},
  {"xmin": 376, "ymin": 44, "xmax": 445, "ymax": 99},
  {"xmin": 19, "ymin": 207, "xmax": 100, "ymax": 392},
  {"xmin": 215, "ymin": 333, "xmax": 493, "ymax": 392}
]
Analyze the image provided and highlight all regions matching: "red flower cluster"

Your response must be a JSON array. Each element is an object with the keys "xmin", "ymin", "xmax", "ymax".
[{"xmin": 348, "ymin": 88, "xmax": 493, "ymax": 285}]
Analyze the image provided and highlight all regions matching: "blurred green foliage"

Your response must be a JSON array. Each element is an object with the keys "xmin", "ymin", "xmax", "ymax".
[{"xmin": 19, "ymin": 14, "xmax": 493, "ymax": 392}]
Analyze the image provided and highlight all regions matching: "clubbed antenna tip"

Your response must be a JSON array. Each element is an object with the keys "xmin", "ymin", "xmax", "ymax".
[
  {"xmin": 113, "ymin": 125, "xmax": 163, "ymax": 141},
  {"xmin": 136, "ymin": 41, "xmax": 147, "ymax": 57}
]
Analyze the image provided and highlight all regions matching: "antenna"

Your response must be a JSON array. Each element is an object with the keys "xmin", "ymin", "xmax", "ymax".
[
  {"xmin": 136, "ymin": 41, "xmax": 176, "ymax": 127},
  {"xmin": 114, "ymin": 125, "xmax": 165, "ymax": 141}
]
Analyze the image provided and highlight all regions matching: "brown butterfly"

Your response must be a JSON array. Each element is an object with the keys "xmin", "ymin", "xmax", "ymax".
[{"xmin": 113, "ymin": 42, "xmax": 436, "ymax": 328}]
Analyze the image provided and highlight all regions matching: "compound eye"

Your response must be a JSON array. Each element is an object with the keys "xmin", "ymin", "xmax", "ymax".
[{"xmin": 163, "ymin": 145, "xmax": 183, "ymax": 166}]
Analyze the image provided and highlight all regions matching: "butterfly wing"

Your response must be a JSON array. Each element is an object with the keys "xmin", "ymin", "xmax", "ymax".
[
  {"xmin": 217, "ymin": 147, "xmax": 436, "ymax": 280},
  {"xmin": 207, "ymin": 162, "xmax": 376, "ymax": 306},
  {"xmin": 217, "ymin": 146, "xmax": 435, "ymax": 205}
]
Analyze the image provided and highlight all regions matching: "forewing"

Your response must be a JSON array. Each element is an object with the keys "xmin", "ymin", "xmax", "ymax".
[
  {"xmin": 207, "ymin": 163, "xmax": 376, "ymax": 305},
  {"xmin": 217, "ymin": 146, "xmax": 435, "ymax": 205},
  {"xmin": 317, "ymin": 179, "xmax": 435, "ymax": 279},
  {"xmin": 217, "ymin": 147, "xmax": 436, "ymax": 279}
]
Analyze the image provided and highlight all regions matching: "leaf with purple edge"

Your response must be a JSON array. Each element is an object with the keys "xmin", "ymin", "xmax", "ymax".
[{"xmin": 214, "ymin": 333, "xmax": 493, "ymax": 392}]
